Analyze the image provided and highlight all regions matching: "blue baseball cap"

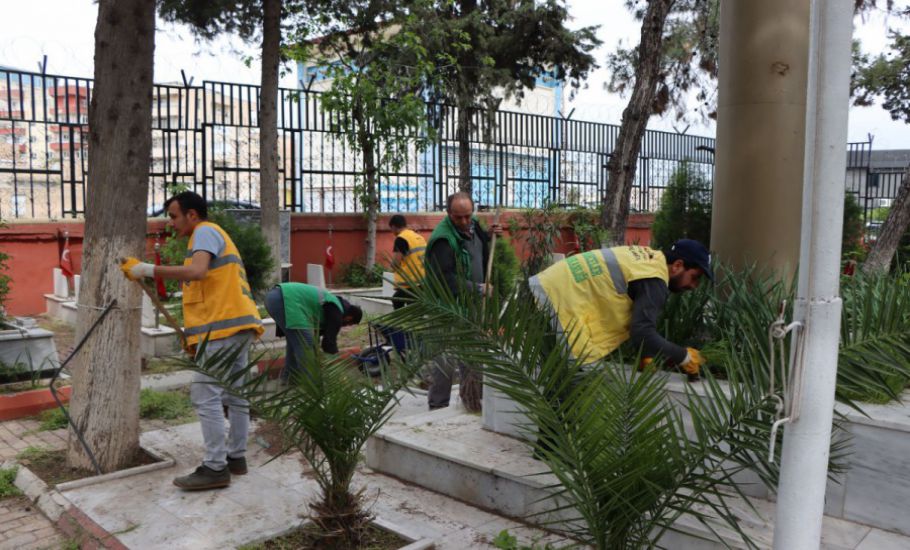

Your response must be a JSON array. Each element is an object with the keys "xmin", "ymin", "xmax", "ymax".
[{"xmin": 669, "ymin": 239, "xmax": 714, "ymax": 282}]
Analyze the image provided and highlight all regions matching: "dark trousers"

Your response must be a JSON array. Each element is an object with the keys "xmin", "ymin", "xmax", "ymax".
[{"xmin": 264, "ymin": 286, "xmax": 314, "ymax": 383}]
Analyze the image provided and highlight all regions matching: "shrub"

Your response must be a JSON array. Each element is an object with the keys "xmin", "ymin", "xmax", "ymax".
[
  {"xmin": 650, "ymin": 161, "xmax": 712, "ymax": 251},
  {"xmin": 340, "ymin": 261, "xmax": 384, "ymax": 287},
  {"xmin": 566, "ymin": 207, "xmax": 610, "ymax": 252},
  {"xmin": 489, "ymin": 237, "xmax": 520, "ymax": 302},
  {"xmin": 0, "ymin": 222, "xmax": 11, "ymax": 321},
  {"xmin": 159, "ymin": 209, "xmax": 276, "ymax": 299},
  {"xmin": 842, "ymin": 193, "xmax": 865, "ymax": 260},
  {"xmin": 508, "ymin": 204, "xmax": 564, "ymax": 277}
]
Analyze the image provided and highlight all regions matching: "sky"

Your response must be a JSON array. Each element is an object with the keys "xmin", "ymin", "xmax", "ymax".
[{"xmin": 1, "ymin": 0, "xmax": 907, "ymax": 148}]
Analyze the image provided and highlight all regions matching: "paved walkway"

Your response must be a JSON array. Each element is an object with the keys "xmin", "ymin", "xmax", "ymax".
[
  {"xmin": 0, "ymin": 419, "xmax": 67, "ymax": 550},
  {"xmin": 0, "ymin": 414, "xmax": 190, "ymax": 549}
]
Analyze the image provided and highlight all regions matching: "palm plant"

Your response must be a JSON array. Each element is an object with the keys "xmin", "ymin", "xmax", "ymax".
[
  {"xmin": 382, "ymin": 271, "xmax": 785, "ymax": 549},
  {"xmin": 661, "ymin": 264, "xmax": 910, "ymax": 409},
  {"xmin": 185, "ymin": 335, "xmax": 422, "ymax": 546}
]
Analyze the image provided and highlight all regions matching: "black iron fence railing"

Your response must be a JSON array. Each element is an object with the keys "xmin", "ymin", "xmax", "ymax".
[{"xmin": 2, "ymin": 66, "xmax": 897, "ymax": 225}]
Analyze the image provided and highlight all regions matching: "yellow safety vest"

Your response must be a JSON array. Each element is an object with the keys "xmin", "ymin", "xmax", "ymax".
[
  {"xmin": 529, "ymin": 245, "xmax": 668, "ymax": 363},
  {"xmin": 393, "ymin": 229, "xmax": 427, "ymax": 288},
  {"xmin": 182, "ymin": 222, "xmax": 264, "ymax": 347}
]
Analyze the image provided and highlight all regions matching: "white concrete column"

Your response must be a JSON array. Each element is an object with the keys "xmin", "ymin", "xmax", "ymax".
[
  {"xmin": 73, "ymin": 275, "xmax": 81, "ymax": 302},
  {"xmin": 381, "ymin": 272, "xmax": 395, "ymax": 297}
]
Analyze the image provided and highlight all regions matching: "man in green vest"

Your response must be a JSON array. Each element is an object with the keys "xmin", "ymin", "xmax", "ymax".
[
  {"xmin": 263, "ymin": 283, "xmax": 363, "ymax": 383},
  {"xmin": 529, "ymin": 239, "xmax": 713, "ymax": 376},
  {"xmin": 424, "ymin": 192, "xmax": 501, "ymax": 409}
]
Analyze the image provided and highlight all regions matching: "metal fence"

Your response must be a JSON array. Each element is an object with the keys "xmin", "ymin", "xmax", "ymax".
[
  {"xmin": 845, "ymin": 140, "xmax": 909, "ymax": 237},
  {"xmin": 1, "ymin": 66, "xmax": 718, "ymax": 220}
]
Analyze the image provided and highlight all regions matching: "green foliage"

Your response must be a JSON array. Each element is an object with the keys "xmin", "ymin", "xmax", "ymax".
[
  {"xmin": 852, "ymin": 29, "xmax": 910, "ymax": 122},
  {"xmin": 161, "ymin": 209, "xmax": 275, "ymax": 298},
  {"xmin": 139, "ymin": 389, "xmax": 194, "ymax": 421},
  {"xmin": 0, "ymin": 222, "xmax": 11, "ymax": 321},
  {"xmin": 566, "ymin": 207, "xmax": 610, "ymax": 252},
  {"xmin": 38, "ymin": 406, "xmax": 68, "ymax": 431},
  {"xmin": 842, "ymin": 193, "xmax": 865, "ymax": 260},
  {"xmin": 650, "ymin": 162, "xmax": 712, "ymax": 251},
  {"xmin": 0, "ymin": 466, "xmax": 21, "ymax": 498},
  {"xmin": 607, "ymin": 0, "xmax": 719, "ymax": 122},
  {"xmin": 209, "ymin": 210, "xmax": 275, "ymax": 298},
  {"xmin": 660, "ymin": 264, "xmax": 910, "ymax": 407},
  {"xmin": 492, "ymin": 530, "xmax": 557, "ymax": 550},
  {"xmin": 489, "ymin": 237, "xmax": 520, "ymax": 302},
  {"xmin": 384, "ymin": 269, "xmax": 784, "ymax": 549},
  {"xmin": 508, "ymin": 205, "xmax": 564, "ymax": 277},
  {"xmin": 187, "ymin": 327, "xmax": 423, "ymax": 545},
  {"xmin": 340, "ymin": 261, "xmax": 384, "ymax": 288}
]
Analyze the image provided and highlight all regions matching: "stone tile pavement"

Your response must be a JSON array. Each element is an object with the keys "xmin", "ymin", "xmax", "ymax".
[{"xmin": 0, "ymin": 419, "xmax": 68, "ymax": 550}]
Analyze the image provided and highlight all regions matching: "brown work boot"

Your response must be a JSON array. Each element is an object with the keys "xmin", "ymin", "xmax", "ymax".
[
  {"xmin": 173, "ymin": 465, "xmax": 230, "ymax": 490},
  {"xmin": 227, "ymin": 456, "xmax": 248, "ymax": 475}
]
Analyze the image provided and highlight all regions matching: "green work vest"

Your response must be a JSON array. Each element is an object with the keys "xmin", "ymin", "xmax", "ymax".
[
  {"xmin": 426, "ymin": 215, "xmax": 474, "ymax": 277},
  {"xmin": 279, "ymin": 283, "xmax": 343, "ymax": 330}
]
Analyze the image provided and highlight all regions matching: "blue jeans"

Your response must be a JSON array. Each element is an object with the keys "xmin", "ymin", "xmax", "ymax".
[{"xmin": 264, "ymin": 286, "xmax": 315, "ymax": 383}]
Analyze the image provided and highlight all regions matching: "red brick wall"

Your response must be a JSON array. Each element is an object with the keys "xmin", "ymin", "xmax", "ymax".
[{"xmin": 0, "ymin": 213, "xmax": 652, "ymax": 316}]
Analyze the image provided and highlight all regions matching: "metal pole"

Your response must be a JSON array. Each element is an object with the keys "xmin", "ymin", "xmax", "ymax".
[{"xmin": 773, "ymin": 1, "xmax": 853, "ymax": 548}]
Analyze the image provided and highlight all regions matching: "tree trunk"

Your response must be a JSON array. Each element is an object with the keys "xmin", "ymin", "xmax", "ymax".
[
  {"xmin": 259, "ymin": 0, "xmax": 282, "ymax": 286},
  {"xmin": 863, "ymin": 167, "xmax": 910, "ymax": 274},
  {"xmin": 67, "ymin": 0, "xmax": 155, "ymax": 472},
  {"xmin": 362, "ymin": 137, "xmax": 379, "ymax": 270},
  {"xmin": 457, "ymin": 99, "xmax": 473, "ymax": 195},
  {"xmin": 601, "ymin": 0, "xmax": 675, "ymax": 245}
]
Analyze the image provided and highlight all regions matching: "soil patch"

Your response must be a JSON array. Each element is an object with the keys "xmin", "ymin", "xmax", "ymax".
[
  {"xmin": 241, "ymin": 522, "xmax": 406, "ymax": 550},
  {"xmin": 17, "ymin": 447, "xmax": 159, "ymax": 487}
]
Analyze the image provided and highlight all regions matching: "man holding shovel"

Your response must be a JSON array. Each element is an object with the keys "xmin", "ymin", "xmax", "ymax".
[
  {"xmin": 120, "ymin": 191, "xmax": 263, "ymax": 490},
  {"xmin": 424, "ymin": 192, "xmax": 502, "ymax": 410}
]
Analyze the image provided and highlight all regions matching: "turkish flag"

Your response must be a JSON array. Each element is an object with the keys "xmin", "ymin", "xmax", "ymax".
[
  {"xmin": 60, "ymin": 237, "xmax": 74, "ymax": 278},
  {"xmin": 154, "ymin": 249, "xmax": 168, "ymax": 299},
  {"xmin": 324, "ymin": 241, "xmax": 335, "ymax": 270}
]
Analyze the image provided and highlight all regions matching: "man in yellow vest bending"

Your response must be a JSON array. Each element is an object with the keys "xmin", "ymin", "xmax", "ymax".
[
  {"xmin": 388, "ymin": 214, "xmax": 426, "ymax": 310},
  {"xmin": 121, "ymin": 191, "xmax": 263, "ymax": 491},
  {"xmin": 528, "ymin": 239, "xmax": 712, "ymax": 376}
]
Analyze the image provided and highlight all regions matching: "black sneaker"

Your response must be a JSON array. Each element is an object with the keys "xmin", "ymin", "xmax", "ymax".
[
  {"xmin": 227, "ymin": 456, "xmax": 248, "ymax": 475},
  {"xmin": 173, "ymin": 465, "xmax": 230, "ymax": 490}
]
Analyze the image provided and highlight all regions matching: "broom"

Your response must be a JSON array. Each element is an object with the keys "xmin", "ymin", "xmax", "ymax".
[{"xmin": 459, "ymin": 208, "xmax": 501, "ymax": 412}]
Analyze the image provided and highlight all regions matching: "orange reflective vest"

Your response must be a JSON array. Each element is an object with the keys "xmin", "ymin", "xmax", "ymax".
[
  {"xmin": 182, "ymin": 222, "xmax": 264, "ymax": 346},
  {"xmin": 393, "ymin": 229, "xmax": 427, "ymax": 288}
]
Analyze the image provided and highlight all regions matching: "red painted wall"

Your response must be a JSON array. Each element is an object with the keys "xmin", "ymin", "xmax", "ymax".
[{"xmin": 1, "ymin": 213, "xmax": 653, "ymax": 316}]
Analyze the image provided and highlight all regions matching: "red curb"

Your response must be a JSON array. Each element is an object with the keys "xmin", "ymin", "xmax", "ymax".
[
  {"xmin": 0, "ymin": 386, "xmax": 72, "ymax": 421},
  {"xmin": 56, "ymin": 506, "xmax": 129, "ymax": 550}
]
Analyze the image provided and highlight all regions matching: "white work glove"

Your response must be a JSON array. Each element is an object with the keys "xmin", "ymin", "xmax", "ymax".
[{"xmin": 120, "ymin": 257, "xmax": 155, "ymax": 281}]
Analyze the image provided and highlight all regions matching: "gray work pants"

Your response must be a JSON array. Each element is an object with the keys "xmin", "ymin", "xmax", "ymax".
[
  {"xmin": 427, "ymin": 355, "xmax": 467, "ymax": 409},
  {"xmin": 191, "ymin": 331, "xmax": 253, "ymax": 470}
]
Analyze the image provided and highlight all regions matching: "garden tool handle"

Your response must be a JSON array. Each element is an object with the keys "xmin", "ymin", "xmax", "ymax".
[
  {"xmin": 484, "ymin": 207, "xmax": 502, "ymax": 304},
  {"xmin": 118, "ymin": 257, "xmax": 189, "ymax": 352}
]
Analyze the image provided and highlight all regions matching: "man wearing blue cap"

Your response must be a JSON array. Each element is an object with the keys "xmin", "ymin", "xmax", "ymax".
[{"xmin": 528, "ymin": 239, "xmax": 713, "ymax": 377}]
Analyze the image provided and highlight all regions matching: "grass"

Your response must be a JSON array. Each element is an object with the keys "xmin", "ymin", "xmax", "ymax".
[
  {"xmin": 16, "ymin": 445, "xmax": 157, "ymax": 486},
  {"xmin": 138, "ymin": 388, "xmax": 194, "ymax": 422},
  {"xmin": 34, "ymin": 388, "xmax": 196, "ymax": 431},
  {"xmin": 0, "ymin": 466, "xmax": 21, "ymax": 498},
  {"xmin": 142, "ymin": 356, "xmax": 189, "ymax": 375}
]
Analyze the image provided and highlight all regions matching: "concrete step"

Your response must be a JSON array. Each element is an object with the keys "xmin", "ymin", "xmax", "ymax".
[{"xmin": 366, "ymin": 408, "xmax": 910, "ymax": 549}]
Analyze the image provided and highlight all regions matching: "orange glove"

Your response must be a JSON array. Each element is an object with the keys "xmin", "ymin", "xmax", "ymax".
[
  {"xmin": 638, "ymin": 357, "xmax": 655, "ymax": 372},
  {"xmin": 120, "ymin": 256, "xmax": 154, "ymax": 281},
  {"xmin": 679, "ymin": 347, "xmax": 704, "ymax": 377}
]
